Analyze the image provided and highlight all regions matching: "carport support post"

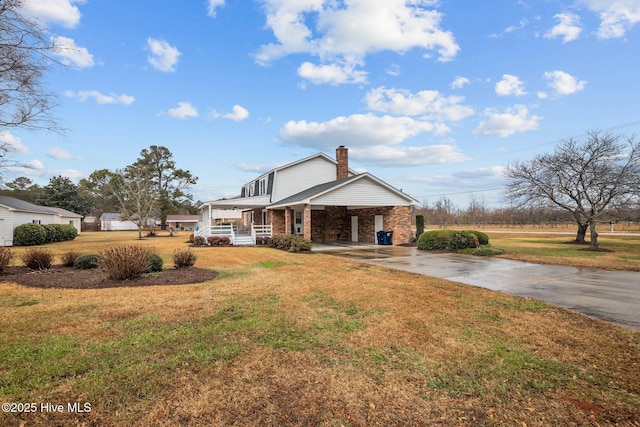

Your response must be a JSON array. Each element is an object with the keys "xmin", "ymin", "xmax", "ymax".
[{"xmin": 303, "ymin": 204, "xmax": 312, "ymax": 241}]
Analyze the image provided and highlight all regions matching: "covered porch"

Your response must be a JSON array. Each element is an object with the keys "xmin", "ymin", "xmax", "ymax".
[{"xmin": 197, "ymin": 197, "xmax": 273, "ymax": 246}]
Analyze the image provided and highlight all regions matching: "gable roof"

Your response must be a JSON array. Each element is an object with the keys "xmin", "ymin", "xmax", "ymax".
[
  {"xmin": 0, "ymin": 196, "xmax": 81, "ymax": 217},
  {"xmin": 268, "ymin": 173, "xmax": 420, "ymax": 208}
]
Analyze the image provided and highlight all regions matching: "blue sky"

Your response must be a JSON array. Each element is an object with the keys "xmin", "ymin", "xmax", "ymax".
[{"xmin": 4, "ymin": 0, "xmax": 640, "ymax": 208}]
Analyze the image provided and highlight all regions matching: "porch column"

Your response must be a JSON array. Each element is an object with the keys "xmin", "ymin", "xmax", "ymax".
[
  {"xmin": 303, "ymin": 204, "xmax": 312, "ymax": 241},
  {"xmin": 284, "ymin": 207, "xmax": 292, "ymax": 236}
]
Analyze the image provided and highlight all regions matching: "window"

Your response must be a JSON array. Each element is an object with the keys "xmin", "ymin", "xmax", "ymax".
[
  {"xmin": 259, "ymin": 178, "xmax": 266, "ymax": 195},
  {"xmin": 32, "ymin": 220, "xmax": 41, "ymax": 224},
  {"xmin": 249, "ymin": 182, "xmax": 255, "ymax": 196}
]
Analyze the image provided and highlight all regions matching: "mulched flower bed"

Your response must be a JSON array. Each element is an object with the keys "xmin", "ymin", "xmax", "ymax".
[{"xmin": 0, "ymin": 266, "xmax": 218, "ymax": 289}]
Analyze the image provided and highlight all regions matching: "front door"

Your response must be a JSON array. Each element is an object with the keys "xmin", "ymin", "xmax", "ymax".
[
  {"xmin": 294, "ymin": 209, "xmax": 303, "ymax": 235},
  {"xmin": 351, "ymin": 216, "xmax": 358, "ymax": 242}
]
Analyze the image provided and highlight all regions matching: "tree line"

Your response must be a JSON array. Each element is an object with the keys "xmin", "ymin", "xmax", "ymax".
[{"xmin": 0, "ymin": 146, "xmax": 198, "ymax": 239}]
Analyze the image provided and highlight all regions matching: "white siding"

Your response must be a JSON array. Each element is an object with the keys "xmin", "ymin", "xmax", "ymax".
[
  {"xmin": 272, "ymin": 156, "xmax": 338, "ymax": 202},
  {"xmin": 312, "ymin": 177, "xmax": 412, "ymax": 207}
]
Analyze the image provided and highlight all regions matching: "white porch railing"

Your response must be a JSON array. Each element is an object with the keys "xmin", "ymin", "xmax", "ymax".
[
  {"xmin": 195, "ymin": 223, "xmax": 272, "ymax": 245},
  {"xmin": 252, "ymin": 224, "xmax": 273, "ymax": 240}
]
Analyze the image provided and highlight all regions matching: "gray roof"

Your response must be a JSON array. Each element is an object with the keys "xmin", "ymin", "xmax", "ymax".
[{"xmin": 0, "ymin": 196, "xmax": 81, "ymax": 217}]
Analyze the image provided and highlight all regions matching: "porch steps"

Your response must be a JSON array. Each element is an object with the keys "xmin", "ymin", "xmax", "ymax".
[{"xmin": 233, "ymin": 234, "xmax": 255, "ymax": 246}]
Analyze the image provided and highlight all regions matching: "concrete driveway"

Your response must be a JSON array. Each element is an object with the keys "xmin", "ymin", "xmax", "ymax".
[{"xmin": 316, "ymin": 245, "xmax": 640, "ymax": 331}]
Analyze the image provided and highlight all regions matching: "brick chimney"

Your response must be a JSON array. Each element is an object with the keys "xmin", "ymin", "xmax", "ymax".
[{"xmin": 336, "ymin": 146, "xmax": 348, "ymax": 180}]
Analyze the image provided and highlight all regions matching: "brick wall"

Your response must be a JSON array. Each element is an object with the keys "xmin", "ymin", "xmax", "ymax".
[{"xmin": 308, "ymin": 205, "xmax": 412, "ymax": 244}]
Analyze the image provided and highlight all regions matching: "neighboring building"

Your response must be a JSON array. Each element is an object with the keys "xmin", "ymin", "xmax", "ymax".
[
  {"xmin": 166, "ymin": 215, "xmax": 200, "ymax": 231},
  {"xmin": 198, "ymin": 146, "xmax": 419, "ymax": 245},
  {"xmin": 99, "ymin": 213, "xmax": 156, "ymax": 231},
  {"xmin": 0, "ymin": 196, "xmax": 82, "ymax": 246}
]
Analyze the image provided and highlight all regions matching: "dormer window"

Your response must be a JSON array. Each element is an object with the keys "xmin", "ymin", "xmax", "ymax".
[
  {"xmin": 259, "ymin": 178, "xmax": 266, "ymax": 195},
  {"xmin": 249, "ymin": 182, "xmax": 255, "ymax": 196}
]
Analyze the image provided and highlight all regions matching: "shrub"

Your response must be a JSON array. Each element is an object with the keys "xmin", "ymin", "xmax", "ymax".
[
  {"xmin": 13, "ymin": 223, "xmax": 47, "ymax": 246},
  {"xmin": 193, "ymin": 236, "xmax": 207, "ymax": 246},
  {"xmin": 289, "ymin": 235, "xmax": 312, "ymax": 252},
  {"xmin": 173, "ymin": 248, "xmax": 196, "ymax": 269},
  {"xmin": 268, "ymin": 234, "xmax": 312, "ymax": 252},
  {"xmin": 417, "ymin": 230, "xmax": 457, "ymax": 250},
  {"xmin": 188, "ymin": 233, "xmax": 194, "ymax": 243},
  {"xmin": 98, "ymin": 245, "xmax": 151, "ymax": 281},
  {"xmin": 0, "ymin": 248, "xmax": 14, "ymax": 272},
  {"xmin": 61, "ymin": 250, "xmax": 82, "ymax": 267},
  {"xmin": 147, "ymin": 254, "xmax": 164, "ymax": 272},
  {"xmin": 463, "ymin": 230, "xmax": 489, "ymax": 245},
  {"xmin": 74, "ymin": 254, "xmax": 99, "ymax": 269},
  {"xmin": 447, "ymin": 231, "xmax": 479, "ymax": 251},
  {"xmin": 207, "ymin": 236, "xmax": 231, "ymax": 246},
  {"xmin": 43, "ymin": 224, "xmax": 59, "ymax": 243},
  {"xmin": 463, "ymin": 245, "xmax": 505, "ymax": 257},
  {"xmin": 255, "ymin": 236, "xmax": 272, "ymax": 245},
  {"xmin": 21, "ymin": 248, "xmax": 53, "ymax": 270},
  {"xmin": 57, "ymin": 224, "xmax": 78, "ymax": 241}
]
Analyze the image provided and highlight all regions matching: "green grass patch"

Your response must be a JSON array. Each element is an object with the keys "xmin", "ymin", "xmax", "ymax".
[{"xmin": 0, "ymin": 293, "xmax": 379, "ymax": 417}]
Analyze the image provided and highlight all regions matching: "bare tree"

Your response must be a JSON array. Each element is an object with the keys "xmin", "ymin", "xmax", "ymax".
[
  {"xmin": 1, "ymin": 0, "xmax": 64, "ymax": 179},
  {"xmin": 0, "ymin": 0, "xmax": 60, "ymax": 131},
  {"xmin": 109, "ymin": 167, "xmax": 159, "ymax": 240},
  {"xmin": 506, "ymin": 131, "xmax": 640, "ymax": 248}
]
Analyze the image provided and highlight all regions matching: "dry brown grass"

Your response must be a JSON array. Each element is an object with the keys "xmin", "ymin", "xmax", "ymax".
[{"xmin": 0, "ymin": 231, "xmax": 639, "ymax": 426}]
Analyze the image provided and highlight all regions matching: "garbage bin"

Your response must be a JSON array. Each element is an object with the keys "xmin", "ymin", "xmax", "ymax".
[
  {"xmin": 383, "ymin": 230, "xmax": 393, "ymax": 245},
  {"xmin": 376, "ymin": 230, "xmax": 385, "ymax": 245}
]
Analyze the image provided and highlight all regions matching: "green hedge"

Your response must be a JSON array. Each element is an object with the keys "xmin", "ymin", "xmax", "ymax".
[
  {"xmin": 269, "ymin": 235, "xmax": 312, "ymax": 252},
  {"xmin": 417, "ymin": 230, "xmax": 457, "ymax": 250},
  {"xmin": 14, "ymin": 224, "xmax": 47, "ymax": 246},
  {"xmin": 417, "ymin": 229, "xmax": 482, "ymax": 252},
  {"xmin": 13, "ymin": 223, "xmax": 78, "ymax": 246}
]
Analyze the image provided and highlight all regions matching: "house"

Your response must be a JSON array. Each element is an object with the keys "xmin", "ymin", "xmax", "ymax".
[
  {"xmin": 198, "ymin": 146, "xmax": 419, "ymax": 245},
  {"xmin": 166, "ymin": 215, "xmax": 200, "ymax": 231},
  {"xmin": 99, "ymin": 213, "xmax": 156, "ymax": 231},
  {"xmin": 0, "ymin": 196, "xmax": 82, "ymax": 246}
]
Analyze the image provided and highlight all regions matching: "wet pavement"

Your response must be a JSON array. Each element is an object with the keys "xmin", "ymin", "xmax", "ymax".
[{"xmin": 316, "ymin": 245, "xmax": 640, "ymax": 331}]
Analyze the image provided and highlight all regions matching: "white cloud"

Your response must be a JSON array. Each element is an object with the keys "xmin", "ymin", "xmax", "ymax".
[
  {"xmin": 166, "ymin": 102, "xmax": 199, "ymax": 119},
  {"xmin": 0, "ymin": 132, "xmax": 29, "ymax": 154},
  {"xmin": 147, "ymin": 38, "xmax": 181, "ymax": 73},
  {"xmin": 255, "ymin": 0, "xmax": 459, "ymax": 84},
  {"xmin": 280, "ymin": 113, "xmax": 449, "ymax": 151},
  {"xmin": 65, "ymin": 90, "xmax": 135, "ymax": 105},
  {"xmin": 495, "ymin": 74, "xmax": 527, "ymax": 96},
  {"xmin": 207, "ymin": 0, "xmax": 225, "ymax": 17},
  {"xmin": 543, "ymin": 70, "xmax": 587, "ymax": 95},
  {"xmin": 473, "ymin": 104, "xmax": 541, "ymax": 138},
  {"xmin": 364, "ymin": 87, "xmax": 474, "ymax": 122},
  {"xmin": 224, "ymin": 105, "xmax": 250, "ymax": 122},
  {"xmin": 350, "ymin": 144, "xmax": 469, "ymax": 167},
  {"xmin": 21, "ymin": 0, "xmax": 84, "ymax": 28},
  {"xmin": 47, "ymin": 147, "xmax": 81, "ymax": 160},
  {"xmin": 24, "ymin": 159, "xmax": 45, "ymax": 170},
  {"xmin": 581, "ymin": 0, "xmax": 640, "ymax": 38},
  {"xmin": 209, "ymin": 105, "xmax": 250, "ymax": 121},
  {"xmin": 52, "ymin": 36, "xmax": 94, "ymax": 68},
  {"xmin": 297, "ymin": 62, "xmax": 368, "ymax": 85},
  {"xmin": 451, "ymin": 76, "xmax": 470, "ymax": 89},
  {"xmin": 545, "ymin": 13, "xmax": 582, "ymax": 43}
]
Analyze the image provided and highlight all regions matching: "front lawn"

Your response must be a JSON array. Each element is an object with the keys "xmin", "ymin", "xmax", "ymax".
[{"xmin": 0, "ymin": 231, "xmax": 638, "ymax": 425}]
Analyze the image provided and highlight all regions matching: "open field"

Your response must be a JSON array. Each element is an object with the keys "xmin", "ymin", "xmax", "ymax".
[
  {"xmin": 485, "ymin": 232, "xmax": 640, "ymax": 271},
  {"xmin": 1, "ymin": 231, "xmax": 639, "ymax": 426}
]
